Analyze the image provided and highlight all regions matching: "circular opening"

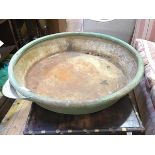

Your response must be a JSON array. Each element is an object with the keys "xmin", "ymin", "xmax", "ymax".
[{"xmin": 8, "ymin": 32, "xmax": 144, "ymax": 107}]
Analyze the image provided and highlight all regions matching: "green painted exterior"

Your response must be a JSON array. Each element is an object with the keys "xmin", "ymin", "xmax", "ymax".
[{"xmin": 8, "ymin": 32, "xmax": 144, "ymax": 114}]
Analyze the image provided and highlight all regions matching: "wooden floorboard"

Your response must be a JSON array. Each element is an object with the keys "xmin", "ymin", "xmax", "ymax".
[
  {"xmin": 0, "ymin": 96, "xmax": 14, "ymax": 122},
  {"xmin": 0, "ymin": 96, "xmax": 7, "ymax": 108},
  {"xmin": 0, "ymin": 99, "xmax": 31, "ymax": 135}
]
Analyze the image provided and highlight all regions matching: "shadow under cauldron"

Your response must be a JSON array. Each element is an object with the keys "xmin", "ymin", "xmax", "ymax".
[{"xmin": 26, "ymin": 95, "xmax": 132, "ymax": 131}]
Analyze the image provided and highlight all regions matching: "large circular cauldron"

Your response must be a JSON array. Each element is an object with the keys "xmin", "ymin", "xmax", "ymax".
[{"xmin": 3, "ymin": 32, "xmax": 144, "ymax": 114}]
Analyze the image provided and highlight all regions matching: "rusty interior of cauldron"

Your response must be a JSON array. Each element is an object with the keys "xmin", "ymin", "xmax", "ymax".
[{"xmin": 13, "ymin": 36, "xmax": 137, "ymax": 101}]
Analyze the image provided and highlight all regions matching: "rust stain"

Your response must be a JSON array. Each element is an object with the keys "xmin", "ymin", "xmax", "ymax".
[{"xmin": 25, "ymin": 52, "xmax": 127, "ymax": 101}]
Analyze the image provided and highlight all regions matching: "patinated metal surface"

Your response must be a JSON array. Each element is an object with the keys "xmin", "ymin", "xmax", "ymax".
[
  {"xmin": 25, "ymin": 52, "xmax": 127, "ymax": 101},
  {"xmin": 8, "ymin": 32, "xmax": 144, "ymax": 114}
]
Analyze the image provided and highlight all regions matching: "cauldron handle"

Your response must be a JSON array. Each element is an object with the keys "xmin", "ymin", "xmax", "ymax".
[{"xmin": 2, "ymin": 80, "xmax": 27, "ymax": 99}]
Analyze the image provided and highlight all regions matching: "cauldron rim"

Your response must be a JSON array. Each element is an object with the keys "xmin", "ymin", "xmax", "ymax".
[{"xmin": 8, "ymin": 32, "xmax": 144, "ymax": 114}]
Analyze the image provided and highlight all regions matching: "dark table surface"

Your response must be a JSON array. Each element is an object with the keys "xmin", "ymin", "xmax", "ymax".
[{"xmin": 23, "ymin": 93, "xmax": 145, "ymax": 135}]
